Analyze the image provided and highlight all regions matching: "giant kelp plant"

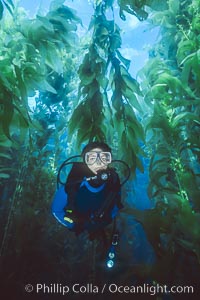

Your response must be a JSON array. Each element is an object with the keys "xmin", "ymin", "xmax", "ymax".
[
  {"xmin": 0, "ymin": 0, "xmax": 200, "ymax": 299},
  {"xmin": 136, "ymin": 0, "xmax": 200, "ymax": 280},
  {"xmin": 68, "ymin": 0, "xmax": 145, "ymax": 176}
]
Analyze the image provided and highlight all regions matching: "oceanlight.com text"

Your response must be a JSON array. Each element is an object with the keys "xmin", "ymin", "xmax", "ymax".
[{"xmin": 24, "ymin": 282, "xmax": 194, "ymax": 296}]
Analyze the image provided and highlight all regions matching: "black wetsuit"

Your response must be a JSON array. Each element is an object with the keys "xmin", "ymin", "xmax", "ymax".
[{"xmin": 52, "ymin": 163, "xmax": 122, "ymax": 234}]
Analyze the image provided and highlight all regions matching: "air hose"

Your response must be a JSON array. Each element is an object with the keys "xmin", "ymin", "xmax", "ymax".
[{"xmin": 57, "ymin": 156, "xmax": 131, "ymax": 189}]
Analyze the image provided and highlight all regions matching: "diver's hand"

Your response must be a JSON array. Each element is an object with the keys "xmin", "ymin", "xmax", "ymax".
[
  {"xmin": 64, "ymin": 209, "xmax": 78, "ymax": 224},
  {"xmin": 64, "ymin": 211, "xmax": 86, "ymax": 235}
]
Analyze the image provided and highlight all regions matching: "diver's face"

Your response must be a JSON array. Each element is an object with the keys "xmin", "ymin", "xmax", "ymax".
[{"xmin": 85, "ymin": 147, "xmax": 111, "ymax": 174}]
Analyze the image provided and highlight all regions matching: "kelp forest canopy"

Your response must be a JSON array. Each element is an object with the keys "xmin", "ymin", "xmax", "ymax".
[{"xmin": 0, "ymin": 0, "xmax": 200, "ymax": 295}]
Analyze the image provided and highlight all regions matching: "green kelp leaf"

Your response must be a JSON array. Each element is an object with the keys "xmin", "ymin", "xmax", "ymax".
[
  {"xmin": 180, "ymin": 52, "xmax": 196, "ymax": 67},
  {"xmin": 150, "ymin": 170, "xmax": 167, "ymax": 185},
  {"xmin": 50, "ymin": 0, "xmax": 65, "ymax": 11},
  {"xmin": 45, "ymin": 43, "xmax": 63, "ymax": 74},
  {"xmin": 68, "ymin": 104, "xmax": 84, "ymax": 135},
  {"xmin": 179, "ymin": 52, "xmax": 195, "ymax": 85},
  {"xmin": 111, "ymin": 90, "xmax": 122, "ymax": 112},
  {"xmin": 147, "ymin": 114, "xmax": 171, "ymax": 135},
  {"xmin": 56, "ymin": 5, "xmax": 81, "ymax": 24},
  {"xmin": 113, "ymin": 113, "xmax": 124, "ymax": 141},
  {"xmin": 104, "ymin": 98, "xmax": 113, "ymax": 127},
  {"xmin": 80, "ymin": 85, "xmax": 90, "ymax": 99},
  {"xmin": 177, "ymin": 40, "xmax": 196, "ymax": 66},
  {"xmin": 179, "ymin": 171, "xmax": 196, "ymax": 191},
  {"xmin": 191, "ymin": 190, "xmax": 200, "ymax": 211},
  {"xmin": 109, "ymin": 29, "xmax": 122, "ymax": 52},
  {"xmin": 17, "ymin": 114, "xmax": 29, "ymax": 143},
  {"xmin": 172, "ymin": 112, "xmax": 200, "ymax": 128},
  {"xmin": 120, "ymin": 66, "xmax": 142, "ymax": 95},
  {"xmin": 156, "ymin": 144, "xmax": 171, "ymax": 156},
  {"xmin": 1, "ymin": 101, "xmax": 14, "ymax": 140},
  {"xmin": 78, "ymin": 54, "xmax": 96, "ymax": 86},
  {"xmin": 36, "ymin": 15, "xmax": 55, "ymax": 32},
  {"xmin": 150, "ymin": 157, "xmax": 170, "ymax": 173},
  {"xmin": 148, "ymin": 183, "xmax": 178, "ymax": 200},
  {"xmin": 123, "ymin": 148, "xmax": 137, "ymax": 175},
  {"xmin": 26, "ymin": 77, "xmax": 57, "ymax": 94},
  {"xmin": 176, "ymin": 204, "xmax": 200, "ymax": 239},
  {"xmin": 172, "ymin": 99, "xmax": 200, "ymax": 109},
  {"xmin": 76, "ymin": 128, "xmax": 92, "ymax": 149},
  {"xmin": 155, "ymin": 73, "xmax": 183, "ymax": 95},
  {"xmin": 151, "ymin": 10, "xmax": 175, "ymax": 28},
  {"xmin": 196, "ymin": 48, "xmax": 200, "ymax": 64},
  {"xmin": 150, "ymin": 84, "xmax": 168, "ymax": 99},
  {"xmin": 0, "ymin": 1, "xmax": 3, "ymax": 20},
  {"xmin": 96, "ymin": 25, "xmax": 109, "ymax": 39},
  {"xmin": 14, "ymin": 65, "xmax": 28, "ymax": 104},
  {"xmin": 0, "ymin": 152, "xmax": 12, "ymax": 159},
  {"xmin": 2, "ymin": 0, "xmax": 14, "ymax": 16},
  {"xmin": 24, "ymin": 19, "xmax": 51, "ymax": 44},
  {"xmin": 100, "ymin": 77, "xmax": 109, "ymax": 90},
  {"xmin": 122, "ymin": 206, "xmax": 170, "ymax": 256},
  {"xmin": 192, "ymin": 16, "xmax": 200, "ymax": 32},
  {"xmin": 22, "ymin": 62, "xmax": 43, "ymax": 81},
  {"xmin": 162, "ymin": 181, "xmax": 179, "ymax": 192},
  {"xmin": 90, "ymin": 92, "xmax": 104, "ymax": 120},
  {"xmin": 122, "ymin": 87, "xmax": 142, "ymax": 113},
  {"xmin": 123, "ymin": 78, "xmax": 143, "ymax": 98},
  {"xmin": 49, "ymin": 15, "xmax": 77, "ymax": 34},
  {"xmin": 10, "ymin": 110, "xmax": 28, "ymax": 135},
  {"xmin": 0, "ymin": 135, "xmax": 12, "ymax": 147},
  {"xmin": 116, "ymin": 50, "xmax": 131, "ymax": 69},
  {"xmin": 0, "ymin": 64, "xmax": 15, "ymax": 94},
  {"xmin": 176, "ymin": 238, "xmax": 200, "ymax": 262},
  {"xmin": 104, "ymin": 0, "xmax": 115, "ymax": 9},
  {"xmin": 125, "ymin": 105, "xmax": 145, "ymax": 141},
  {"xmin": 147, "ymin": 103, "xmax": 173, "ymax": 134},
  {"xmin": 146, "ymin": 0, "xmax": 168, "ymax": 11},
  {"xmin": 14, "ymin": 102, "xmax": 30, "ymax": 127},
  {"xmin": 0, "ymin": 173, "xmax": 10, "ymax": 179},
  {"xmin": 140, "ymin": 57, "xmax": 169, "ymax": 83},
  {"xmin": 118, "ymin": 0, "xmax": 148, "ymax": 21},
  {"xmin": 68, "ymin": 101, "xmax": 92, "ymax": 137},
  {"xmin": 93, "ymin": 126, "xmax": 106, "ymax": 142},
  {"xmin": 4, "ymin": 0, "xmax": 14, "ymax": 8},
  {"xmin": 168, "ymin": 0, "xmax": 179, "ymax": 14},
  {"xmin": 127, "ymin": 126, "xmax": 140, "ymax": 153},
  {"xmin": 88, "ymin": 15, "xmax": 95, "ymax": 31},
  {"xmin": 87, "ymin": 81, "xmax": 100, "ymax": 99},
  {"xmin": 120, "ymin": 130, "xmax": 128, "ymax": 149}
]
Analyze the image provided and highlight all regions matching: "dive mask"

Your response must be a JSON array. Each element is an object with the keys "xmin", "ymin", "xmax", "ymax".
[{"xmin": 85, "ymin": 151, "xmax": 112, "ymax": 165}]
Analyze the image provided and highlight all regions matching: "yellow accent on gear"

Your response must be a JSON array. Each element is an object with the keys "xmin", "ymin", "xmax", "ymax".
[{"xmin": 64, "ymin": 216, "xmax": 74, "ymax": 223}]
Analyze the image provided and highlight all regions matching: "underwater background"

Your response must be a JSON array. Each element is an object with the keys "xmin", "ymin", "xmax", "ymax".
[{"xmin": 0, "ymin": 0, "xmax": 200, "ymax": 299}]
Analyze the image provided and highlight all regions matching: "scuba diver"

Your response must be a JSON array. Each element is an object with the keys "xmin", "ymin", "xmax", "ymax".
[{"xmin": 51, "ymin": 141, "xmax": 130, "ymax": 267}]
